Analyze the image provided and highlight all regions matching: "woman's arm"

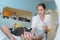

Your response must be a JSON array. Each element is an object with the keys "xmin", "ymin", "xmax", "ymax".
[{"xmin": 1, "ymin": 26, "xmax": 16, "ymax": 40}]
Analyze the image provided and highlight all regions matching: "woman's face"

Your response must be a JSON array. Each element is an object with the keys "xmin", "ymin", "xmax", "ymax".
[{"xmin": 37, "ymin": 6, "xmax": 45, "ymax": 16}]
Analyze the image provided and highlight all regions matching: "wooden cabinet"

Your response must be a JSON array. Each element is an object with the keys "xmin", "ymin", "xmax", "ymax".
[{"xmin": 2, "ymin": 7, "xmax": 32, "ymax": 22}]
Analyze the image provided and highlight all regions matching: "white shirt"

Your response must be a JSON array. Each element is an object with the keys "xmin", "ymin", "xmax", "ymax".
[
  {"xmin": 31, "ymin": 14, "xmax": 51, "ymax": 31},
  {"xmin": 31, "ymin": 14, "xmax": 51, "ymax": 40}
]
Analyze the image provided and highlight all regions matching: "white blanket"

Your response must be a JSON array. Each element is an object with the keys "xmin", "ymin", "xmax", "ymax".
[{"xmin": 0, "ymin": 30, "xmax": 21, "ymax": 40}]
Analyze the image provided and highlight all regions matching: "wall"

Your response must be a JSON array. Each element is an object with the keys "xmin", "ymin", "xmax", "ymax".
[
  {"xmin": 0, "ymin": 0, "xmax": 57, "ymax": 16},
  {"xmin": 0, "ymin": 0, "xmax": 43, "ymax": 14},
  {"xmin": 44, "ymin": 1, "xmax": 57, "ymax": 10}
]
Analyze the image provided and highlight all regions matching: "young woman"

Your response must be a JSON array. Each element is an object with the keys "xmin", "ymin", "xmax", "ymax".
[{"xmin": 21, "ymin": 3, "xmax": 51, "ymax": 40}]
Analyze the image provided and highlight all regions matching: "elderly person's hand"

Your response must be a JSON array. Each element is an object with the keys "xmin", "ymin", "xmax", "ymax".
[
  {"xmin": 21, "ymin": 32, "xmax": 32, "ymax": 40},
  {"xmin": 21, "ymin": 32, "xmax": 43, "ymax": 40}
]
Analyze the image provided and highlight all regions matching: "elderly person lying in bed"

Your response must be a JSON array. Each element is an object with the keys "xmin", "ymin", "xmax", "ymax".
[
  {"xmin": 0, "ymin": 16, "xmax": 44, "ymax": 40},
  {"xmin": 0, "ymin": 26, "xmax": 43, "ymax": 40}
]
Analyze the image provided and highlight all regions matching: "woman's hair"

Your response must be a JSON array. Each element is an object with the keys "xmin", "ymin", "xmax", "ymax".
[{"xmin": 36, "ymin": 3, "xmax": 46, "ymax": 10}]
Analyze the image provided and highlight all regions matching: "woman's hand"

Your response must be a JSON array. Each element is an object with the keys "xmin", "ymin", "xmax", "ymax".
[{"xmin": 42, "ymin": 23, "xmax": 49, "ymax": 32}]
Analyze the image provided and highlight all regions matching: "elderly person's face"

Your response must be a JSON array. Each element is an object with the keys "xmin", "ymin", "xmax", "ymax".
[{"xmin": 37, "ymin": 6, "xmax": 45, "ymax": 16}]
